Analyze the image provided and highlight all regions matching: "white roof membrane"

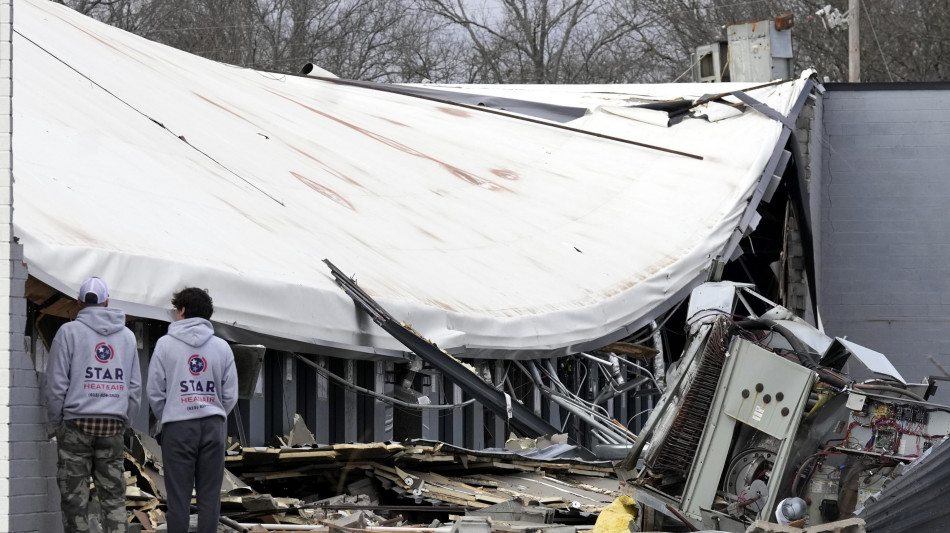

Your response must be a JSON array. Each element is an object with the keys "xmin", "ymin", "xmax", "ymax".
[{"xmin": 12, "ymin": 0, "xmax": 813, "ymax": 358}]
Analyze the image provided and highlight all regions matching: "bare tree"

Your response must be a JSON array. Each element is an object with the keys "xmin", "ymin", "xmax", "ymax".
[
  {"xmin": 633, "ymin": 0, "xmax": 950, "ymax": 83},
  {"xmin": 413, "ymin": 0, "xmax": 652, "ymax": 84},
  {"xmin": 58, "ymin": 0, "xmax": 950, "ymax": 84}
]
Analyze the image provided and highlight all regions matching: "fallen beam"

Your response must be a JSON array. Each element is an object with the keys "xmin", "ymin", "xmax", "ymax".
[{"xmin": 324, "ymin": 259, "xmax": 559, "ymax": 438}]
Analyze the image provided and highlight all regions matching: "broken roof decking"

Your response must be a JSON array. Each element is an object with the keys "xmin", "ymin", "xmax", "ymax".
[{"xmin": 13, "ymin": 0, "xmax": 811, "ymax": 358}]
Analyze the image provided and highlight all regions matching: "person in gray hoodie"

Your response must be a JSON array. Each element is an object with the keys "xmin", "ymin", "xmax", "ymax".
[
  {"xmin": 44, "ymin": 276, "xmax": 142, "ymax": 533},
  {"xmin": 147, "ymin": 287, "xmax": 238, "ymax": 533}
]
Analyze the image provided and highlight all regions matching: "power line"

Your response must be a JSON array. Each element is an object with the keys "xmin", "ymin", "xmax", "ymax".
[
  {"xmin": 12, "ymin": 27, "xmax": 287, "ymax": 207},
  {"xmin": 861, "ymin": 0, "xmax": 895, "ymax": 82}
]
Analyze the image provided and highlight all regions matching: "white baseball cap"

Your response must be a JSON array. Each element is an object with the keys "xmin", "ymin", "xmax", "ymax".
[{"xmin": 78, "ymin": 276, "xmax": 109, "ymax": 304}]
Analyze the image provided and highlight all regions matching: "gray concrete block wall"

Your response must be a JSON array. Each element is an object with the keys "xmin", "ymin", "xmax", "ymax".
[{"xmin": 820, "ymin": 86, "xmax": 950, "ymax": 404}]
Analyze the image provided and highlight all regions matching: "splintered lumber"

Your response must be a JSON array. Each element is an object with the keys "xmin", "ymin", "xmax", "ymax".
[
  {"xmin": 372, "ymin": 467, "xmax": 407, "ymax": 488},
  {"xmin": 332, "ymin": 442, "xmax": 405, "ymax": 452},
  {"xmin": 398, "ymin": 444, "xmax": 441, "ymax": 457},
  {"xmin": 124, "ymin": 451, "xmax": 161, "ymax": 501},
  {"xmin": 402, "ymin": 454, "xmax": 456, "ymax": 463},
  {"xmin": 566, "ymin": 466, "xmax": 614, "ymax": 476},
  {"xmin": 242, "ymin": 470, "xmax": 308, "ymax": 481},
  {"xmin": 238, "ymin": 461, "xmax": 346, "ymax": 481},
  {"xmin": 601, "ymin": 342, "xmax": 660, "ymax": 361},
  {"xmin": 394, "ymin": 465, "xmax": 421, "ymax": 489},
  {"xmin": 474, "ymin": 493, "xmax": 507, "ymax": 505},
  {"xmin": 132, "ymin": 510, "xmax": 153, "ymax": 529},
  {"xmin": 277, "ymin": 449, "xmax": 339, "ymax": 460},
  {"xmin": 490, "ymin": 461, "xmax": 538, "ymax": 472},
  {"xmin": 373, "ymin": 463, "xmax": 398, "ymax": 476},
  {"xmin": 414, "ymin": 472, "xmax": 499, "ymax": 504},
  {"xmin": 450, "ymin": 476, "xmax": 500, "ymax": 488},
  {"xmin": 228, "ymin": 447, "xmax": 280, "ymax": 465}
]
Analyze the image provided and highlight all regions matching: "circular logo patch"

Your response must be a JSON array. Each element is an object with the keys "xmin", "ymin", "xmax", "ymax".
[
  {"xmin": 94, "ymin": 342, "xmax": 114, "ymax": 363},
  {"xmin": 188, "ymin": 354, "xmax": 207, "ymax": 375}
]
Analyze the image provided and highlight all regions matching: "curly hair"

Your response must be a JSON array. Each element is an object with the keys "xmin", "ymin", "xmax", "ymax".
[{"xmin": 171, "ymin": 287, "xmax": 214, "ymax": 320}]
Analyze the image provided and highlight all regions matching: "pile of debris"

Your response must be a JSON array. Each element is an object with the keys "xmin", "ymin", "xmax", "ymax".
[{"xmin": 122, "ymin": 429, "xmax": 619, "ymax": 532}]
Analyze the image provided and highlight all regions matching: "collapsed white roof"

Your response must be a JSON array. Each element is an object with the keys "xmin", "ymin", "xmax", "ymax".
[{"xmin": 12, "ymin": 0, "xmax": 813, "ymax": 358}]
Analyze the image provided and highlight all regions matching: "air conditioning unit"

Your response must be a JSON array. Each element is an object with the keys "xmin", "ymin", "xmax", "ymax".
[
  {"xmin": 692, "ymin": 41, "xmax": 730, "ymax": 83},
  {"xmin": 692, "ymin": 14, "xmax": 794, "ymax": 83}
]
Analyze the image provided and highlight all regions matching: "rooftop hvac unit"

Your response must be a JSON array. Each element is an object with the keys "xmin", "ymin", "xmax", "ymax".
[
  {"xmin": 692, "ymin": 42, "xmax": 730, "ymax": 83},
  {"xmin": 727, "ymin": 14, "xmax": 794, "ymax": 82},
  {"xmin": 692, "ymin": 14, "xmax": 794, "ymax": 83}
]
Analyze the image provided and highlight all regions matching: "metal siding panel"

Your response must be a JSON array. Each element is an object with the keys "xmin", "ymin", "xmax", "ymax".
[{"xmin": 821, "ymin": 90, "xmax": 950, "ymax": 403}]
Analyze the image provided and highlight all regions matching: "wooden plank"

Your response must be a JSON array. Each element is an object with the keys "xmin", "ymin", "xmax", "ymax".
[
  {"xmin": 566, "ymin": 467, "xmax": 612, "ymax": 477},
  {"xmin": 242, "ymin": 470, "xmax": 307, "ymax": 481},
  {"xmin": 275, "ymin": 450, "xmax": 339, "ymax": 460},
  {"xmin": 419, "ymin": 484, "xmax": 475, "ymax": 501},
  {"xmin": 372, "ymin": 469, "xmax": 407, "ymax": 488},
  {"xmin": 373, "ymin": 464, "xmax": 397, "ymax": 475},
  {"xmin": 331, "ymin": 442, "xmax": 405, "ymax": 453},
  {"xmin": 420, "ymin": 493, "xmax": 489, "ymax": 508},
  {"xmin": 450, "ymin": 476, "xmax": 500, "ymax": 488},
  {"xmin": 394, "ymin": 466, "xmax": 421, "ymax": 488},
  {"xmin": 602, "ymin": 342, "xmax": 659, "ymax": 361},
  {"xmin": 490, "ymin": 461, "xmax": 537, "ymax": 471},
  {"xmin": 474, "ymin": 493, "xmax": 507, "ymax": 505},
  {"xmin": 133, "ymin": 510, "xmax": 153, "ymax": 529}
]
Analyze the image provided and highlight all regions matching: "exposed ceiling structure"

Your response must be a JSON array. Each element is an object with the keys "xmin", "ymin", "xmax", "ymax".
[{"xmin": 12, "ymin": 0, "xmax": 814, "ymax": 359}]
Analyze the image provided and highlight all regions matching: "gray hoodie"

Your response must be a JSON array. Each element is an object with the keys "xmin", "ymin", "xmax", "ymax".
[
  {"xmin": 147, "ymin": 318, "xmax": 238, "ymax": 428},
  {"xmin": 44, "ymin": 306, "xmax": 142, "ymax": 428}
]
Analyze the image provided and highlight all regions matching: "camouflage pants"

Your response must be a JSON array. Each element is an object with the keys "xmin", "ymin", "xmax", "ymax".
[{"xmin": 56, "ymin": 421, "xmax": 127, "ymax": 533}]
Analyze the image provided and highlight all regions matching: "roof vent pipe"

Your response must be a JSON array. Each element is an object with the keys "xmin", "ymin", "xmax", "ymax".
[{"xmin": 300, "ymin": 62, "xmax": 338, "ymax": 78}]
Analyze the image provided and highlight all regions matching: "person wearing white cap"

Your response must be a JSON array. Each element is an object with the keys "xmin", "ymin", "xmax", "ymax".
[{"xmin": 43, "ymin": 276, "xmax": 142, "ymax": 533}]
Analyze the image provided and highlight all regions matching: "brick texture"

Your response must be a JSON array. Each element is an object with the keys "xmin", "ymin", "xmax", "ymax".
[{"xmin": 0, "ymin": 2, "xmax": 61, "ymax": 530}]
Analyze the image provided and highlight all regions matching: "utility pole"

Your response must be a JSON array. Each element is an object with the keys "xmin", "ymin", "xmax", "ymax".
[{"xmin": 849, "ymin": 0, "xmax": 860, "ymax": 82}]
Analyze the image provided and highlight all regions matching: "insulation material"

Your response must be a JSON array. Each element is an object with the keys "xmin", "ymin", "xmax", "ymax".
[{"xmin": 591, "ymin": 496, "xmax": 638, "ymax": 533}]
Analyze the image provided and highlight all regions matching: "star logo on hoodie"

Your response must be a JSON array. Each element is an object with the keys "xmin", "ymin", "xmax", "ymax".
[
  {"xmin": 188, "ymin": 354, "xmax": 207, "ymax": 375},
  {"xmin": 94, "ymin": 342, "xmax": 114, "ymax": 363}
]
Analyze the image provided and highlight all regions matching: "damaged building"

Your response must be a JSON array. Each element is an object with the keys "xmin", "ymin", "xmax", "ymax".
[{"xmin": 0, "ymin": 0, "xmax": 947, "ymax": 531}]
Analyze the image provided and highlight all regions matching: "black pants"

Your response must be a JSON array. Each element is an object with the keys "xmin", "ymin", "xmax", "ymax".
[{"xmin": 161, "ymin": 416, "xmax": 226, "ymax": 533}]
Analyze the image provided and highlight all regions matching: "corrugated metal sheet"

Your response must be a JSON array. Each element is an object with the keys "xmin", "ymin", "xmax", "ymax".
[
  {"xmin": 12, "ymin": 0, "xmax": 813, "ymax": 358},
  {"xmin": 858, "ymin": 436, "xmax": 950, "ymax": 532}
]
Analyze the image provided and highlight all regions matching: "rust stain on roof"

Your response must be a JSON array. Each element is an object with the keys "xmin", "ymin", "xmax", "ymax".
[
  {"xmin": 438, "ymin": 107, "xmax": 471, "ymax": 118},
  {"xmin": 288, "ymin": 145, "xmax": 365, "ymax": 189},
  {"xmin": 491, "ymin": 169, "xmax": 520, "ymax": 181},
  {"xmin": 426, "ymin": 299, "xmax": 457, "ymax": 312},
  {"xmin": 375, "ymin": 116, "xmax": 410, "ymax": 127},
  {"xmin": 193, "ymin": 93, "xmax": 256, "ymax": 125},
  {"xmin": 417, "ymin": 227, "xmax": 443, "ymax": 242},
  {"xmin": 268, "ymin": 90, "xmax": 509, "ymax": 192},
  {"xmin": 58, "ymin": 17, "xmax": 123, "ymax": 54},
  {"xmin": 290, "ymin": 171, "xmax": 355, "ymax": 211},
  {"xmin": 218, "ymin": 198, "xmax": 272, "ymax": 231}
]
